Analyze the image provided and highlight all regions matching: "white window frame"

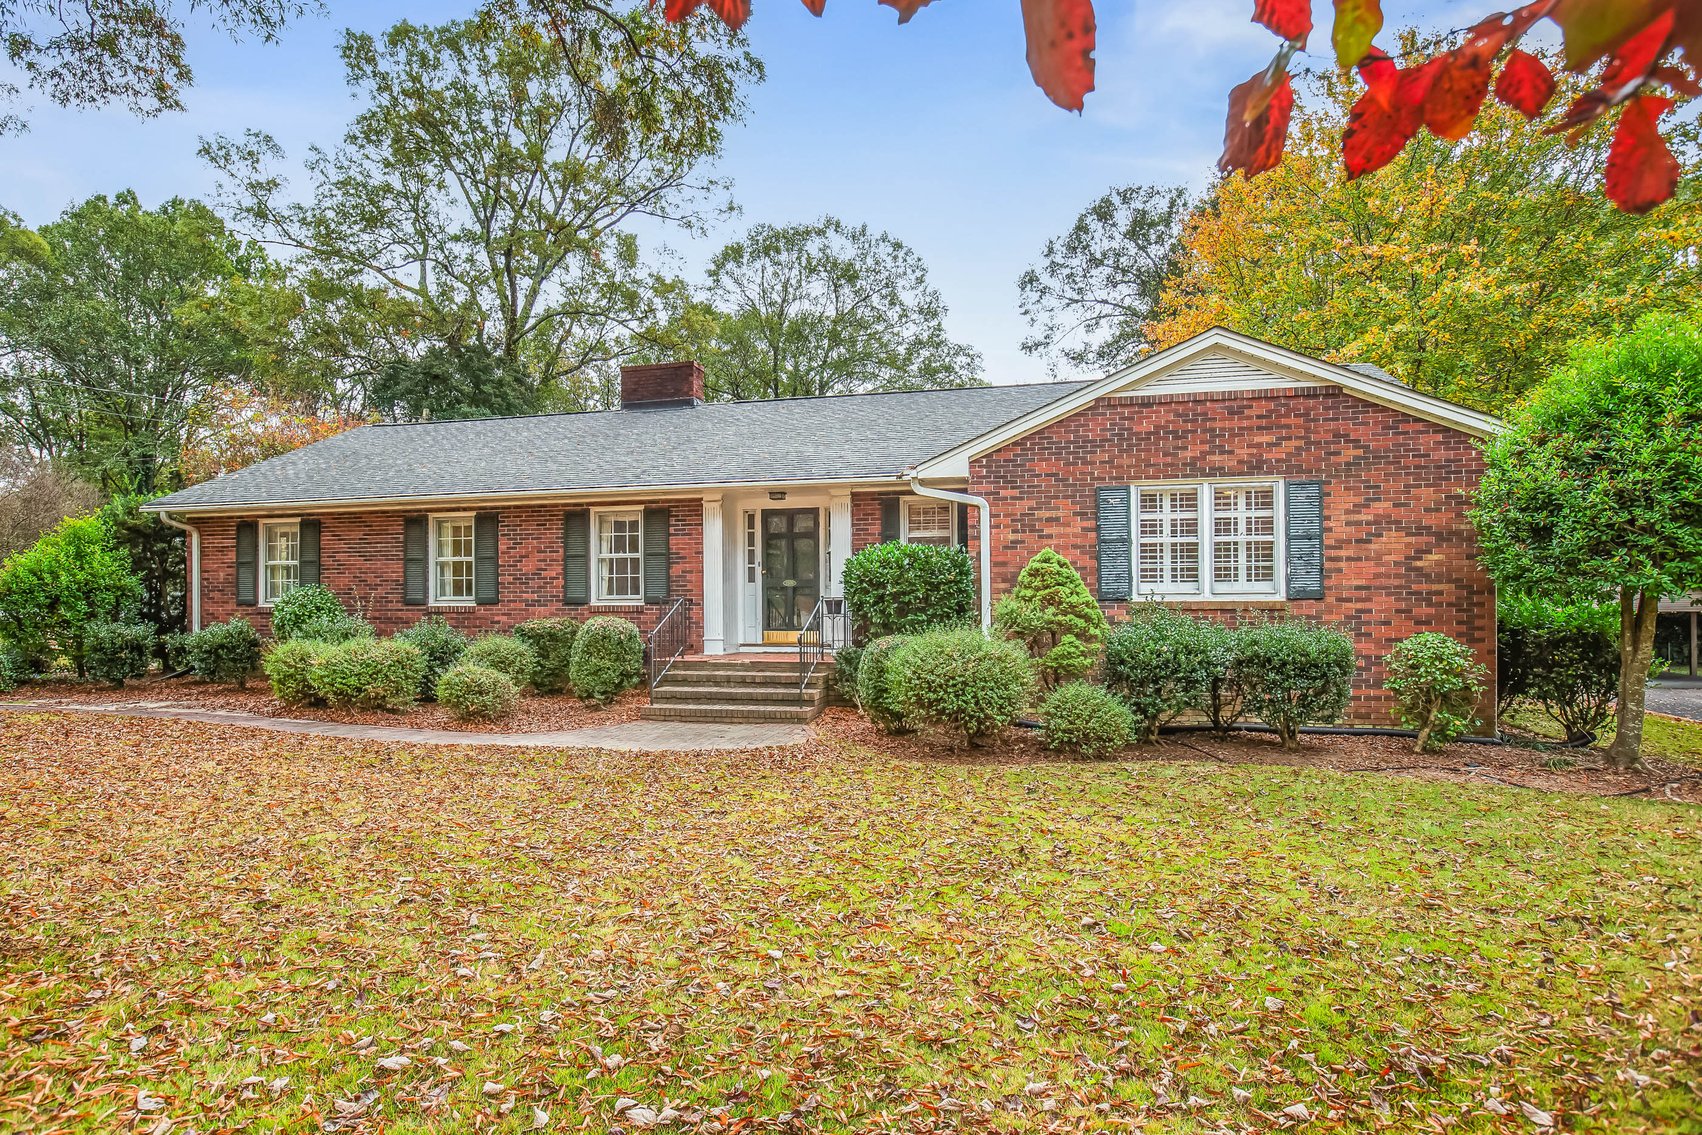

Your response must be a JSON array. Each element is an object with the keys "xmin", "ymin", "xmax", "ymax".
[
  {"xmin": 259, "ymin": 519, "xmax": 301, "ymax": 608},
  {"xmin": 592, "ymin": 507, "xmax": 645, "ymax": 605},
  {"xmin": 430, "ymin": 513, "xmax": 477, "ymax": 606},
  {"xmin": 1131, "ymin": 478, "xmax": 1284, "ymax": 600},
  {"xmin": 900, "ymin": 497, "xmax": 956, "ymax": 546}
]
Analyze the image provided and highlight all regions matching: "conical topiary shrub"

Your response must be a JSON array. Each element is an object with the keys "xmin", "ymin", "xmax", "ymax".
[{"xmin": 992, "ymin": 548, "xmax": 1108, "ymax": 690}]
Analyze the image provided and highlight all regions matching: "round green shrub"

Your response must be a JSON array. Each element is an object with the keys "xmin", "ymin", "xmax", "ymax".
[
  {"xmin": 0, "ymin": 643, "xmax": 30, "ymax": 692},
  {"xmin": 394, "ymin": 615, "xmax": 470, "ymax": 701},
  {"xmin": 1041, "ymin": 681, "xmax": 1135, "ymax": 759},
  {"xmin": 854, "ymin": 635, "xmax": 911, "ymax": 733},
  {"xmin": 463, "ymin": 634, "xmax": 538, "ymax": 690},
  {"xmin": 263, "ymin": 639, "xmax": 329, "ymax": 706},
  {"xmin": 436, "ymin": 663, "xmax": 521, "ymax": 722},
  {"xmin": 993, "ymin": 548, "xmax": 1108, "ymax": 690},
  {"xmin": 307, "ymin": 638, "xmax": 425, "ymax": 712},
  {"xmin": 842, "ymin": 542, "xmax": 975, "ymax": 639},
  {"xmin": 182, "ymin": 617, "xmax": 264, "ymax": 687},
  {"xmin": 888, "ymin": 627, "xmax": 1034, "ymax": 746},
  {"xmin": 1236, "ymin": 620, "xmax": 1357, "ymax": 750},
  {"xmin": 1103, "ymin": 605, "xmax": 1222, "ymax": 742},
  {"xmin": 0, "ymin": 514, "xmax": 142, "ymax": 678},
  {"xmin": 1195, "ymin": 620, "xmax": 1247, "ymax": 737},
  {"xmin": 514, "ymin": 617, "xmax": 579, "ymax": 694},
  {"xmin": 84, "ymin": 620, "xmax": 156, "ymax": 688},
  {"xmin": 567, "ymin": 616, "xmax": 643, "ymax": 706},
  {"xmin": 1386, "ymin": 632, "xmax": 1488, "ymax": 752},
  {"xmin": 287, "ymin": 612, "xmax": 374, "ymax": 644},
  {"xmin": 269, "ymin": 584, "xmax": 347, "ymax": 641}
]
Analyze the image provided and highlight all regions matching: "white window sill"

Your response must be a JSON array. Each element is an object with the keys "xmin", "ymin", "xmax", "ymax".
[
  {"xmin": 591, "ymin": 598, "xmax": 644, "ymax": 607},
  {"xmin": 430, "ymin": 600, "xmax": 476, "ymax": 608}
]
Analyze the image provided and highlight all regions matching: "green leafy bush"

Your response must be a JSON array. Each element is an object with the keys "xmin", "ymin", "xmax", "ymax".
[
  {"xmin": 394, "ymin": 616, "xmax": 470, "ymax": 701},
  {"xmin": 1236, "ymin": 620, "xmax": 1357, "ymax": 750},
  {"xmin": 514, "ymin": 617, "xmax": 579, "ymax": 694},
  {"xmin": 1498, "ymin": 594, "xmax": 1620, "ymax": 741},
  {"xmin": 1195, "ymin": 620, "xmax": 1246, "ymax": 737},
  {"xmin": 269, "ymin": 584, "xmax": 347, "ymax": 641},
  {"xmin": 84, "ymin": 621, "xmax": 156, "ymax": 687},
  {"xmin": 854, "ymin": 635, "xmax": 911, "ymax": 733},
  {"xmin": 463, "ymin": 634, "xmax": 538, "ymax": 690},
  {"xmin": 307, "ymin": 638, "xmax": 425, "ymax": 712},
  {"xmin": 567, "ymin": 616, "xmax": 643, "ymax": 705},
  {"xmin": 1386, "ymin": 633, "xmax": 1488, "ymax": 751},
  {"xmin": 263, "ymin": 639, "xmax": 329, "ymax": 706},
  {"xmin": 842, "ymin": 542, "xmax": 975, "ymax": 639},
  {"xmin": 182, "ymin": 617, "xmax": 264, "ymax": 687},
  {"xmin": 1103, "ymin": 605, "xmax": 1221, "ymax": 742},
  {"xmin": 993, "ymin": 549, "xmax": 1108, "ymax": 689},
  {"xmin": 0, "ymin": 514, "xmax": 142, "ymax": 677},
  {"xmin": 161, "ymin": 632, "xmax": 191, "ymax": 672},
  {"xmin": 833, "ymin": 644, "xmax": 864, "ymax": 701},
  {"xmin": 436, "ymin": 663, "xmax": 521, "ymax": 722},
  {"xmin": 288, "ymin": 612, "xmax": 374, "ymax": 644},
  {"xmin": 0, "ymin": 643, "xmax": 29, "ymax": 692},
  {"xmin": 1040, "ymin": 681, "xmax": 1135, "ymax": 759},
  {"xmin": 888, "ymin": 627, "xmax": 1033, "ymax": 746}
]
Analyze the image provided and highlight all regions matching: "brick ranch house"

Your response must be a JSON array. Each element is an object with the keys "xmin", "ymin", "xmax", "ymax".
[{"xmin": 146, "ymin": 328, "xmax": 1502, "ymax": 724}]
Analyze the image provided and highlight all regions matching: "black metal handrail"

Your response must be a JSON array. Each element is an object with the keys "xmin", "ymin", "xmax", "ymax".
[
  {"xmin": 647, "ymin": 597, "xmax": 692, "ymax": 699},
  {"xmin": 797, "ymin": 596, "xmax": 851, "ymax": 701}
]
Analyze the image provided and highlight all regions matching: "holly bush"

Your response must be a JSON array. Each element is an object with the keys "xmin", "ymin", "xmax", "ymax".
[
  {"xmin": 1236, "ymin": 620, "xmax": 1356, "ymax": 750},
  {"xmin": 887, "ymin": 627, "xmax": 1033, "ymax": 747},
  {"xmin": 1385, "ymin": 632, "xmax": 1487, "ymax": 752},
  {"xmin": 1040, "ymin": 681, "xmax": 1134, "ymax": 759},
  {"xmin": 1102, "ymin": 604, "xmax": 1221, "ymax": 743},
  {"xmin": 842, "ymin": 542, "xmax": 974, "ymax": 640}
]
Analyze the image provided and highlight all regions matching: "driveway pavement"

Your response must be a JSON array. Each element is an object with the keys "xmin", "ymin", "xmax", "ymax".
[{"xmin": 1647, "ymin": 681, "xmax": 1702, "ymax": 723}]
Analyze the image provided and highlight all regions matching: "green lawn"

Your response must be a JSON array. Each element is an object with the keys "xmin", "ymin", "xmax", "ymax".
[
  {"xmin": 2, "ymin": 711, "xmax": 1698, "ymax": 1133},
  {"xmin": 1501, "ymin": 702, "xmax": 1702, "ymax": 767}
]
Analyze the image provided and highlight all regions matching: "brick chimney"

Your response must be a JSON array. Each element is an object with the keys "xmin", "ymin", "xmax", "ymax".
[{"xmin": 620, "ymin": 361, "xmax": 705, "ymax": 410}]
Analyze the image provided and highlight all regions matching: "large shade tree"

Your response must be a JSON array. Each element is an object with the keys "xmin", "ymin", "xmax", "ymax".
[{"xmin": 1473, "ymin": 313, "xmax": 1702, "ymax": 769}]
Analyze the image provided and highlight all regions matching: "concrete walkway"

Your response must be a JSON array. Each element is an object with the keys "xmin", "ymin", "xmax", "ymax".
[{"xmin": 2, "ymin": 700, "xmax": 810, "ymax": 752}]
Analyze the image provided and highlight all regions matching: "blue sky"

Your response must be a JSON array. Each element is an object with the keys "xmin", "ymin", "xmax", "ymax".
[{"xmin": 3, "ymin": 0, "xmax": 1484, "ymax": 384}]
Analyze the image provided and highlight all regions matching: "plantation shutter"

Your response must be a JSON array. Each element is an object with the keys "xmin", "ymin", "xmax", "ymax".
[
  {"xmin": 1095, "ymin": 487, "xmax": 1132, "ymax": 602},
  {"xmin": 956, "ymin": 503, "xmax": 970, "ymax": 552},
  {"xmin": 234, "ymin": 521, "xmax": 258, "ymax": 607},
  {"xmin": 880, "ymin": 498, "xmax": 901, "ymax": 543},
  {"xmin": 642, "ymin": 507, "xmax": 671, "ymax": 603},
  {"xmin": 298, "ymin": 519, "xmax": 321, "ymax": 587},
  {"xmin": 403, "ymin": 516, "xmax": 428, "ymax": 606},
  {"xmin": 562, "ymin": 509, "xmax": 590, "ymax": 606},
  {"xmin": 474, "ymin": 512, "xmax": 500, "ymax": 605},
  {"xmin": 1285, "ymin": 480, "xmax": 1325, "ymax": 600}
]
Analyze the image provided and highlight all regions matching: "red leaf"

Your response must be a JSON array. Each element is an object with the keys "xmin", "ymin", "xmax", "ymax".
[
  {"xmin": 878, "ymin": 0, "xmax": 939, "ymax": 23},
  {"xmin": 1552, "ymin": 0, "xmax": 1675, "ymax": 69},
  {"xmin": 658, "ymin": 0, "xmax": 752, "ymax": 28},
  {"xmin": 802, "ymin": 0, "xmax": 827, "ymax": 13},
  {"xmin": 1219, "ymin": 68, "xmax": 1295, "ymax": 178},
  {"xmin": 1422, "ymin": 15, "xmax": 1519, "ymax": 141},
  {"xmin": 1332, "ymin": 0, "xmax": 1385, "ymax": 68},
  {"xmin": 1343, "ymin": 59, "xmax": 1436, "ymax": 177},
  {"xmin": 1254, "ymin": 0, "xmax": 1312, "ymax": 45},
  {"xmin": 1599, "ymin": 6, "xmax": 1676, "ymax": 92},
  {"xmin": 1020, "ymin": 0, "xmax": 1097, "ymax": 111},
  {"xmin": 1605, "ymin": 94, "xmax": 1679, "ymax": 213},
  {"xmin": 1494, "ymin": 49, "xmax": 1556, "ymax": 117},
  {"xmin": 1356, "ymin": 47, "xmax": 1398, "ymax": 104}
]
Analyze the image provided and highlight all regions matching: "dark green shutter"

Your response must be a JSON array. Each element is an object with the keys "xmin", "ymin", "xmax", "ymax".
[
  {"xmin": 1095, "ymin": 487, "xmax": 1132, "ymax": 602},
  {"xmin": 562, "ymin": 509, "xmax": 590, "ymax": 606},
  {"xmin": 880, "ymin": 497, "xmax": 901, "ymax": 543},
  {"xmin": 642, "ymin": 507, "xmax": 671, "ymax": 603},
  {"xmin": 234, "ymin": 521, "xmax": 258, "ymax": 606},
  {"xmin": 403, "ymin": 516, "xmax": 428, "ymax": 606},
  {"xmin": 474, "ymin": 512, "xmax": 499, "ymax": 605},
  {"xmin": 956, "ymin": 503, "xmax": 970, "ymax": 552},
  {"xmin": 1285, "ymin": 480, "xmax": 1325, "ymax": 600},
  {"xmin": 298, "ymin": 519, "xmax": 321, "ymax": 587}
]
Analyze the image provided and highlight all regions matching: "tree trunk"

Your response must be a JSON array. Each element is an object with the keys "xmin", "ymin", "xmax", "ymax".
[{"xmin": 1607, "ymin": 588, "xmax": 1659, "ymax": 771}]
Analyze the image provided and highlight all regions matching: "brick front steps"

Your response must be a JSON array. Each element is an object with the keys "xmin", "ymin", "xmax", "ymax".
[{"xmin": 640, "ymin": 657, "xmax": 833, "ymax": 724}]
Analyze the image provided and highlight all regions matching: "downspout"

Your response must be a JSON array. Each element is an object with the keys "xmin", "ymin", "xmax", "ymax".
[
  {"xmin": 159, "ymin": 512, "xmax": 202, "ymax": 633},
  {"xmin": 903, "ymin": 473, "xmax": 993, "ymax": 631}
]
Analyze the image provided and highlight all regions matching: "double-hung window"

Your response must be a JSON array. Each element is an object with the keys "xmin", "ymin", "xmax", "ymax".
[
  {"xmin": 432, "ymin": 515, "xmax": 476, "ymax": 603},
  {"xmin": 1134, "ymin": 481, "xmax": 1280, "ymax": 599},
  {"xmin": 903, "ymin": 499, "xmax": 954, "ymax": 546},
  {"xmin": 595, "ymin": 510, "xmax": 643, "ymax": 603},
  {"xmin": 261, "ymin": 521, "xmax": 301, "ymax": 605}
]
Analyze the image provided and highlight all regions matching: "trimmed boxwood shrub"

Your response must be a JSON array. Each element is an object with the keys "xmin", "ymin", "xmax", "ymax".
[
  {"xmin": 842, "ymin": 542, "xmax": 975, "ymax": 639},
  {"xmin": 514, "ymin": 617, "xmax": 579, "ymax": 694},
  {"xmin": 568, "ymin": 616, "xmax": 643, "ymax": 706},
  {"xmin": 854, "ymin": 635, "xmax": 910, "ymax": 733},
  {"xmin": 992, "ymin": 549, "xmax": 1108, "ymax": 690},
  {"xmin": 1195, "ymin": 620, "xmax": 1246, "ymax": 738},
  {"xmin": 1103, "ymin": 605, "xmax": 1221, "ymax": 743},
  {"xmin": 269, "ymin": 584, "xmax": 347, "ymax": 642},
  {"xmin": 1041, "ymin": 681, "xmax": 1135, "ymax": 759},
  {"xmin": 84, "ymin": 621, "xmax": 156, "ymax": 688},
  {"xmin": 307, "ymin": 638, "xmax": 425, "ymax": 712},
  {"xmin": 1236, "ymin": 620, "xmax": 1356, "ymax": 750},
  {"xmin": 463, "ymin": 634, "xmax": 538, "ymax": 690},
  {"xmin": 263, "ymin": 639, "xmax": 329, "ymax": 706},
  {"xmin": 888, "ymin": 627, "xmax": 1034, "ymax": 746},
  {"xmin": 394, "ymin": 616, "xmax": 470, "ymax": 702},
  {"xmin": 182, "ymin": 617, "xmax": 264, "ymax": 687},
  {"xmin": 1386, "ymin": 632, "xmax": 1488, "ymax": 752},
  {"xmin": 437, "ymin": 663, "xmax": 521, "ymax": 722},
  {"xmin": 0, "ymin": 643, "xmax": 30, "ymax": 692}
]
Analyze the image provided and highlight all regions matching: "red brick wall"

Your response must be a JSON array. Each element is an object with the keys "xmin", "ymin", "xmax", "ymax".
[
  {"xmin": 195, "ymin": 500, "xmax": 702, "ymax": 648},
  {"xmin": 968, "ymin": 386, "xmax": 1496, "ymax": 726}
]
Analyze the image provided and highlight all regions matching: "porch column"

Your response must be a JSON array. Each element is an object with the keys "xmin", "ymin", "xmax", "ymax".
[
  {"xmin": 702, "ymin": 494, "xmax": 726, "ymax": 655},
  {"xmin": 827, "ymin": 490, "xmax": 853, "ymax": 597}
]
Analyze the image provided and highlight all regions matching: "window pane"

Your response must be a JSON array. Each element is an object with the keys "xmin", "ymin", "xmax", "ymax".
[
  {"xmin": 433, "ymin": 518, "xmax": 475, "ymax": 600},
  {"xmin": 596, "ymin": 513, "xmax": 642, "ymax": 601},
  {"xmin": 1210, "ymin": 485, "xmax": 1277, "ymax": 590},
  {"xmin": 1135, "ymin": 487, "xmax": 1200, "ymax": 591}
]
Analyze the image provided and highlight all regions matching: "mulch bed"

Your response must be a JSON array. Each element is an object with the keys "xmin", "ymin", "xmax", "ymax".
[
  {"xmin": 18, "ymin": 675, "xmax": 645, "ymax": 733},
  {"xmin": 812, "ymin": 707, "xmax": 1702, "ymax": 803}
]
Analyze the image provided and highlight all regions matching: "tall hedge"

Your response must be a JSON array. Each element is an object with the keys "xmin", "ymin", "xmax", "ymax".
[
  {"xmin": 0, "ymin": 514, "xmax": 142, "ymax": 677},
  {"xmin": 842, "ymin": 542, "xmax": 975, "ymax": 640}
]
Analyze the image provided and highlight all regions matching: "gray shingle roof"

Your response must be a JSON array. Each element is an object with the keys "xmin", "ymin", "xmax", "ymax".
[{"xmin": 149, "ymin": 381, "xmax": 1089, "ymax": 512}]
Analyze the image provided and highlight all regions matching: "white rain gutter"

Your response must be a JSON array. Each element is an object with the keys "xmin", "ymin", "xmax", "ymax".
[
  {"xmin": 903, "ymin": 473, "xmax": 992, "ymax": 631},
  {"xmin": 159, "ymin": 512, "xmax": 202, "ymax": 632}
]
